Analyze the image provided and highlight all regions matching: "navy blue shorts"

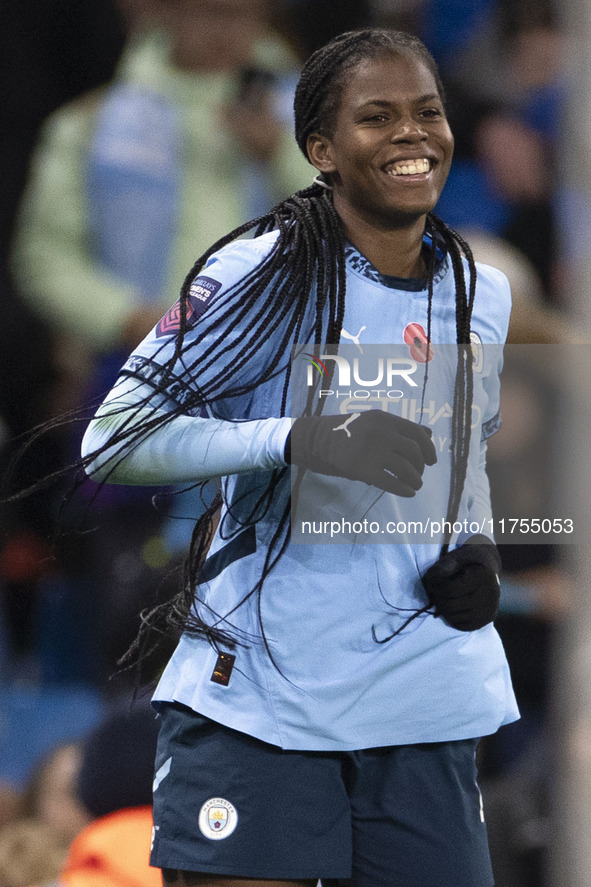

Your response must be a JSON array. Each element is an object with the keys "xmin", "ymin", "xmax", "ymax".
[{"xmin": 150, "ymin": 703, "xmax": 494, "ymax": 886}]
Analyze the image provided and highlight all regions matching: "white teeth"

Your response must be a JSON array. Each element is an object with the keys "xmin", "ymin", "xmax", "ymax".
[{"xmin": 387, "ymin": 158, "xmax": 431, "ymax": 176}]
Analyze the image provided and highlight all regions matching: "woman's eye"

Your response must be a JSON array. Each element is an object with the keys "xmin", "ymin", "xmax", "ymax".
[{"xmin": 420, "ymin": 108, "xmax": 443, "ymax": 119}]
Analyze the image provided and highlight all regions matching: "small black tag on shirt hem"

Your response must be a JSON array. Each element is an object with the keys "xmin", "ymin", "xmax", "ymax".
[{"xmin": 210, "ymin": 653, "xmax": 236, "ymax": 686}]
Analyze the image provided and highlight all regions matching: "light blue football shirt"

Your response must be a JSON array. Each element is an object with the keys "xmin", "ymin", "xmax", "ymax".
[{"xmin": 112, "ymin": 230, "xmax": 519, "ymax": 750}]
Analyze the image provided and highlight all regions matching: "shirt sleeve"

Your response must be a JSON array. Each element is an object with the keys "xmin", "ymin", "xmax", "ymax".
[
  {"xmin": 81, "ymin": 374, "xmax": 291, "ymax": 484},
  {"xmin": 457, "ymin": 437, "xmax": 494, "ymax": 544},
  {"xmin": 457, "ymin": 324, "xmax": 507, "ymax": 547},
  {"xmin": 81, "ymin": 234, "xmax": 293, "ymax": 485}
]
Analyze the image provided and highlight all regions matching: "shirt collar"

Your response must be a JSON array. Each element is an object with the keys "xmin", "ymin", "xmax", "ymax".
[{"xmin": 344, "ymin": 231, "xmax": 449, "ymax": 292}]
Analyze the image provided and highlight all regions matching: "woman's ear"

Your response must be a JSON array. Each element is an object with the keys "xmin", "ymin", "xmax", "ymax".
[{"xmin": 306, "ymin": 132, "xmax": 337, "ymax": 175}]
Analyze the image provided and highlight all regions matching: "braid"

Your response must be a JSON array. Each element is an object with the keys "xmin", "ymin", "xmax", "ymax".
[
  {"xmin": 117, "ymin": 183, "xmax": 351, "ymax": 664},
  {"xmin": 374, "ymin": 212, "xmax": 477, "ymax": 644},
  {"xmin": 428, "ymin": 214, "xmax": 477, "ymax": 554}
]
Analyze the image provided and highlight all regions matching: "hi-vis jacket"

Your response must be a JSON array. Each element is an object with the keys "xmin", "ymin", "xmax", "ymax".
[{"xmin": 56, "ymin": 807, "xmax": 159, "ymax": 887}]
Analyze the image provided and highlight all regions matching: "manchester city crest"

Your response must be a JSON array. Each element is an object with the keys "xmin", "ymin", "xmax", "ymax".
[{"xmin": 198, "ymin": 797, "xmax": 238, "ymax": 841}]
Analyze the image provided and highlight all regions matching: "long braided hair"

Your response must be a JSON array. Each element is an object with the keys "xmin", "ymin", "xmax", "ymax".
[{"xmin": 88, "ymin": 29, "xmax": 478, "ymax": 668}]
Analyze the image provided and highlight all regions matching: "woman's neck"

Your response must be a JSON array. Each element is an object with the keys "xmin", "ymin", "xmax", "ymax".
[{"xmin": 335, "ymin": 199, "xmax": 428, "ymax": 278}]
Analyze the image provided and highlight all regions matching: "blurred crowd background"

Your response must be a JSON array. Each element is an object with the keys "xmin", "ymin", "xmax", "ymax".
[{"xmin": 0, "ymin": 0, "xmax": 587, "ymax": 885}]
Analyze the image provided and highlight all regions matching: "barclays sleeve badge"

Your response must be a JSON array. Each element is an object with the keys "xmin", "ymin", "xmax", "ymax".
[{"xmin": 156, "ymin": 276, "xmax": 222, "ymax": 337}]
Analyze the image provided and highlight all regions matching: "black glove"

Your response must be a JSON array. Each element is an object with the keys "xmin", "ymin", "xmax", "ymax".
[
  {"xmin": 421, "ymin": 534, "xmax": 501, "ymax": 631},
  {"xmin": 285, "ymin": 410, "xmax": 437, "ymax": 497}
]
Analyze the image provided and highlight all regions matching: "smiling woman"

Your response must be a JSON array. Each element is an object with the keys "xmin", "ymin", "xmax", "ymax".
[
  {"xmin": 80, "ymin": 28, "xmax": 517, "ymax": 887},
  {"xmin": 306, "ymin": 52, "xmax": 454, "ymax": 266}
]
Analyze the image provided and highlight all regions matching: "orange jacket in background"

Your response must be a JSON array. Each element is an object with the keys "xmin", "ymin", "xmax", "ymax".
[{"xmin": 60, "ymin": 806, "xmax": 161, "ymax": 887}]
